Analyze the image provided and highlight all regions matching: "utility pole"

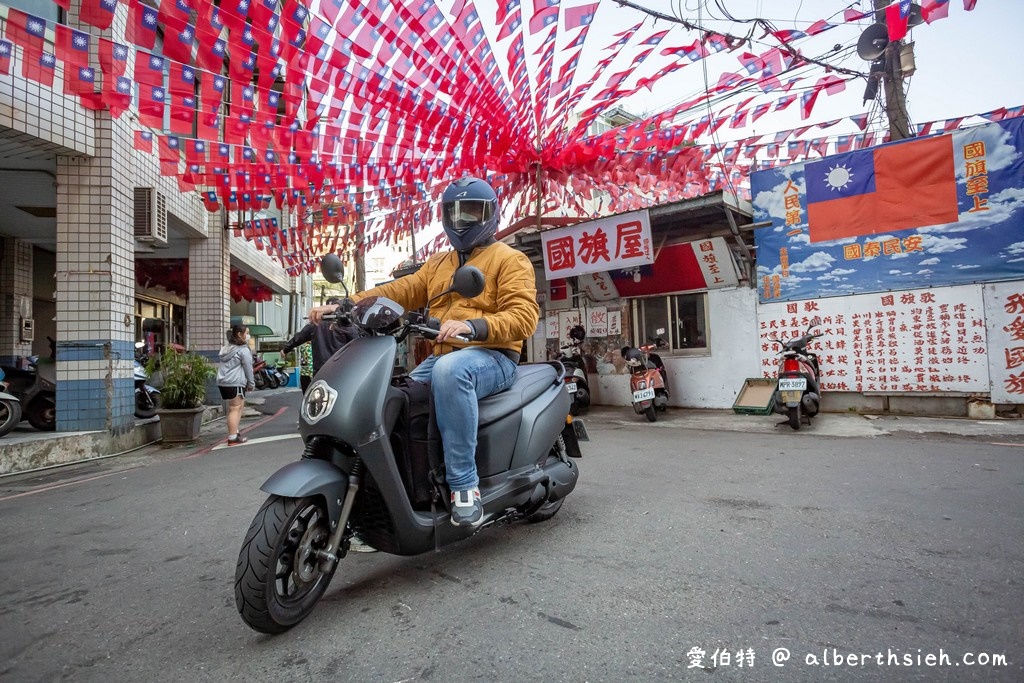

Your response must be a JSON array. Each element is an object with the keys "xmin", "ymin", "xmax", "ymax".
[{"xmin": 874, "ymin": 0, "xmax": 913, "ymax": 140}]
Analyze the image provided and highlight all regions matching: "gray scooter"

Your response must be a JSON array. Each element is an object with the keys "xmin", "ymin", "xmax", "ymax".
[{"xmin": 235, "ymin": 255, "xmax": 587, "ymax": 634}]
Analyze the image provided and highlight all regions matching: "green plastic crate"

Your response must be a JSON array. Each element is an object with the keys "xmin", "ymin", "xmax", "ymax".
[{"xmin": 732, "ymin": 378, "xmax": 777, "ymax": 415}]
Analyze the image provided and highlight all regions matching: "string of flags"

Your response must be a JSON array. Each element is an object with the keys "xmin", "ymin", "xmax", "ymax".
[{"xmin": 0, "ymin": 0, "xmax": 985, "ymax": 275}]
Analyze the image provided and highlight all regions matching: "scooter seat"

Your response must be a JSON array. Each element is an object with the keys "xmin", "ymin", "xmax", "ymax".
[{"xmin": 477, "ymin": 363, "xmax": 557, "ymax": 427}]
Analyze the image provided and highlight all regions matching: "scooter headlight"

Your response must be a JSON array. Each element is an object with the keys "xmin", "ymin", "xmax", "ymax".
[{"xmin": 301, "ymin": 380, "xmax": 338, "ymax": 424}]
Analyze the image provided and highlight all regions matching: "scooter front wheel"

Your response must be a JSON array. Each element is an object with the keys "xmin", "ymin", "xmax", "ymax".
[
  {"xmin": 235, "ymin": 495, "xmax": 338, "ymax": 634},
  {"xmin": 0, "ymin": 399, "xmax": 21, "ymax": 437}
]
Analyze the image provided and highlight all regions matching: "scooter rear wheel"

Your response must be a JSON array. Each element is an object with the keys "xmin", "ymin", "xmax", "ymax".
[
  {"xmin": 787, "ymin": 405, "xmax": 801, "ymax": 430},
  {"xmin": 569, "ymin": 386, "xmax": 590, "ymax": 416},
  {"xmin": 27, "ymin": 397, "xmax": 56, "ymax": 431},
  {"xmin": 526, "ymin": 498, "xmax": 564, "ymax": 523},
  {"xmin": 235, "ymin": 495, "xmax": 338, "ymax": 634},
  {"xmin": 0, "ymin": 399, "xmax": 21, "ymax": 437},
  {"xmin": 135, "ymin": 389, "xmax": 158, "ymax": 419},
  {"xmin": 644, "ymin": 405, "xmax": 657, "ymax": 422}
]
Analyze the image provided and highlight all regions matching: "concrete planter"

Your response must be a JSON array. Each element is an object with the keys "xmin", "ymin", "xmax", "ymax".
[{"xmin": 157, "ymin": 406, "xmax": 205, "ymax": 443}]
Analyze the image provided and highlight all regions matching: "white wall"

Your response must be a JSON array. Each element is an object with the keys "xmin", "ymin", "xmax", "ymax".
[{"xmin": 592, "ymin": 286, "xmax": 763, "ymax": 409}]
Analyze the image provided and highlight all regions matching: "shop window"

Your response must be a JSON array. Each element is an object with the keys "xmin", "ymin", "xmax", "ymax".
[{"xmin": 631, "ymin": 293, "xmax": 708, "ymax": 353}]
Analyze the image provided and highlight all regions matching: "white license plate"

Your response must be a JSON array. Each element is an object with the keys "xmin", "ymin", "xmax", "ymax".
[
  {"xmin": 778, "ymin": 378, "xmax": 807, "ymax": 391},
  {"xmin": 633, "ymin": 388, "xmax": 655, "ymax": 402},
  {"xmin": 565, "ymin": 382, "xmax": 577, "ymax": 393}
]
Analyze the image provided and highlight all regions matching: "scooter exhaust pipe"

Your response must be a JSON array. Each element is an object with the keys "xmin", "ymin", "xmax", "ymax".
[
  {"xmin": 542, "ymin": 459, "xmax": 579, "ymax": 503},
  {"xmin": 802, "ymin": 392, "xmax": 820, "ymax": 416}
]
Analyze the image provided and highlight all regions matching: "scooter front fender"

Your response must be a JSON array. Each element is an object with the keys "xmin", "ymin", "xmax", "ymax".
[
  {"xmin": 0, "ymin": 391, "xmax": 18, "ymax": 402},
  {"xmin": 261, "ymin": 459, "xmax": 348, "ymax": 527}
]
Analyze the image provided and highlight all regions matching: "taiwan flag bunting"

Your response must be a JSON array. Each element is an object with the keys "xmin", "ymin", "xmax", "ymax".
[
  {"xmin": 563, "ymin": 2, "xmax": 598, "ymax": 32},
  {"xmin": 0, "ymin": 41, "xmax": 11, "ymax": 76},
  {"xmin": 495, "ymin": 0, "xmax": 520, "ymax": 25},
  {"xmin": 885, "ymin": 0, "xmax": 912, "ymax": 41},
  {"xmin": 138, "ymin": 85, "xmax": 166, "ymax": 129},
  {"xmin": 5, "ymin": 10, "xmax": 47, "ymax": 54},
  {"xmin": 530, "ymin": 0, "xmax": 559, "ymax": 34},
  {"xmin": 135, "ymin": 52, "xmax": 165, "ymax": 87},
  {"xmin": 168, "ymin": 61, "xmax": 196, "ymax": 95},
  {"xmin": 922, "ymin": 0, "xmax": 951, "ymax": 23},
  {"xmin": 80, "ymin": 0, "xmax": 120, "ymax": 30},
  {"xmin": 24, "ymin": 50, "xmax": 57, "ymax": 87},
  {"xmin": 127, "ymin": 0, "xmax": 159, "ymax": 49},
  {"xmin": 804, "ymin": 134, "xmax": 958, "ymax": 243},
  {"xmin": 107, "ymin": 76, "xmax": 133, "ymax": 117},
  {"xmin": 54, "ymin": 25, "xmax": 90, "ymax": 67},
  {"xmin": 98, "ymin": 39, "xmax": 130, "ymax": 78}
]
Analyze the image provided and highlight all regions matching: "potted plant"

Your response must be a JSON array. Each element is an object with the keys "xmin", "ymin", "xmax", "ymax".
[{"xmin": 147, "ymin": 348, "xmax": 215, "ymax": 444}]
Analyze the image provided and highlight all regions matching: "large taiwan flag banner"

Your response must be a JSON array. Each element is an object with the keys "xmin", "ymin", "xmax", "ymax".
[{"xmin": 804, "ymin": 134, "xmax": 959, "ymax": 242}]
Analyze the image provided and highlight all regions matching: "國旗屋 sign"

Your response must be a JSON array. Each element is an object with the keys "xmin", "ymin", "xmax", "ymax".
[
  {"xmin": 541, "ymin": 210, "xmax": 653, "ymax": 279},
  {"xmin": 751, "ymin": 117, "xmax": 1024, "ymax": 303}
]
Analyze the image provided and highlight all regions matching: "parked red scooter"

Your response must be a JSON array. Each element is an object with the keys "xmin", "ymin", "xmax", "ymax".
[
  {"xmin": 768, "ymin": 316, "xmax": 823, "ymax": 430},
  {"xmin": 621, "ymin": 332, "xmax": 669, "ymax": 422}
]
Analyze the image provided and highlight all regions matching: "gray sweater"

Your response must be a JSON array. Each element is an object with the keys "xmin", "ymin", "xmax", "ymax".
[{"xmin": 217, "ymin": 343, "xmax": 255, "ymax": 388}]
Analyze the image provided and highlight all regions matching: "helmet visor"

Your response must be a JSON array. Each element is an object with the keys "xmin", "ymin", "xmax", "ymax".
[{"xmin": 445, "ymin": 200, "xmax": 493, "ymax": 234}]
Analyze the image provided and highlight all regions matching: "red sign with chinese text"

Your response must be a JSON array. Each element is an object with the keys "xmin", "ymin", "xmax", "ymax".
[{"xmin": 541, "ymin": 210, "xmax": 652, "ymax": 279}]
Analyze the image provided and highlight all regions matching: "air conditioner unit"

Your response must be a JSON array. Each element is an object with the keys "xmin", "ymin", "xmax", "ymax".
[{"xmin": 133, "ymin": 187, "xmax": 168, "ymax": 245}]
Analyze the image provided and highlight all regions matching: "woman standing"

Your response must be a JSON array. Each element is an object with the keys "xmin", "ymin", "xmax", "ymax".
[{"xmin": 217, "ymin": 323, "xmax": 255, "ymax": 445}]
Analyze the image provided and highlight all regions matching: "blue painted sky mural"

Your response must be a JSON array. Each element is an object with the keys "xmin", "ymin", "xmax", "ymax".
[{"xmin": 751, "ymin": 117, "xmax": 1024, "ymax": 302}]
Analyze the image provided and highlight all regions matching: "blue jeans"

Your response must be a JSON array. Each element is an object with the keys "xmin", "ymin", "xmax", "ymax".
[{"xmin": 409, "ymin": 348, "xmax": 518, "ymax": 491}]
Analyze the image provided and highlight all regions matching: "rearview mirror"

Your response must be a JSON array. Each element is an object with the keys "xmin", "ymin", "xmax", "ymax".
[
  {"xmin": 809, "ymin": 316, "xmax": 822, "ymax": 328},
  {"xmin": 320, "ymin": 253, "xmax": 345, "ymax": 284},
  {"xmin": 450, "ymin": 266, "xmax": 485, "ymax": 298}
]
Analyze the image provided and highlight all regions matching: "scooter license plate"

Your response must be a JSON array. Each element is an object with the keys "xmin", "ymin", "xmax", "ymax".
[
  {"xmin": 778, "ymin": 378, "xmax": 807, "ymax": 391},
  {"xmin": 565, "ymin": 382, "xmax": 577, "ymax": 393},
  {"xmin": 633, "ymin": 388, "xmax": 655, "ymax": 402}
]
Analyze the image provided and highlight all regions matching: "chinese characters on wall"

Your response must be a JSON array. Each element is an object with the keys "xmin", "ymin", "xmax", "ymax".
[
  {"xmin": 759, "ymin": 285, "xmax": 989, "ymax": 393},
  {"xmin": 984, "ymin": 282, "xmax": 1024, "ymax": 403}
]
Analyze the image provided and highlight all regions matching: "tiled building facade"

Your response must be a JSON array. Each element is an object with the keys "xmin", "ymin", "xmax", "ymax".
[{"xmin": 0, "ymin": 2, "xmax": 298, "ymax": 433}]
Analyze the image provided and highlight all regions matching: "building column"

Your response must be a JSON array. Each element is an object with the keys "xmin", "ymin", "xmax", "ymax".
[
  {"xmin": 187, "ymin": 208, "xmax": 231, "ymax": 360},
  {"xmin": 54, "ymin": 113, "xmax": 135, "ymax": 433},
  {"xmin": 0, "ymin": 237, "xmax": 34, "ymax": 367}
]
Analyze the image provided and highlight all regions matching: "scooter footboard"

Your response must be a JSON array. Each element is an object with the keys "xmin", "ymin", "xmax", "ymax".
[{"xmin": 261, "ymin": 459, "xmax": 348, "ymax": 527}]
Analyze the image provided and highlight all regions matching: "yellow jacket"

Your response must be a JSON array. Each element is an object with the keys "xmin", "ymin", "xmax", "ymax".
[{"xmin": 353, "ymin": 242, "xmax": 539, "ymax": 358}]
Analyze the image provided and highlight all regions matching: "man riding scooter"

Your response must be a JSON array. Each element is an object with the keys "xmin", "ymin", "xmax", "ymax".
[{"xmin": 309, "ymin": 176, "xmax": 539, "ymax": 528}]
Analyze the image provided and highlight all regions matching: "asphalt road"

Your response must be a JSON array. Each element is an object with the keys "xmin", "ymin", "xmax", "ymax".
[{"xmin": 0, "ymin": 392, "xmax": 1021, "ymax": 682}]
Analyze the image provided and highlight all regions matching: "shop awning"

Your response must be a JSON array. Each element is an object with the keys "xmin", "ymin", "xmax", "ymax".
[
  {"xmin": 247, "ymin": 325, "xmax": 276, "ymax": 337},
  {"xmin": 230, "ymin": 317, "xmax": 276, "ymax": 338}
]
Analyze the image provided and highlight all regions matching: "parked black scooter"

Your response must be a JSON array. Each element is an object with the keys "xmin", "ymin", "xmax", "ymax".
[
  {"xmin": 1, "ymin": 336, "xmax": 56, "ymax": 431},
  {"xmin": 235, "ymin": 255, "xmax": 586, "ymax": 634},
  {"xmin": 556, "ymin": 325, "xmax": 591, "ymax": 416}
]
